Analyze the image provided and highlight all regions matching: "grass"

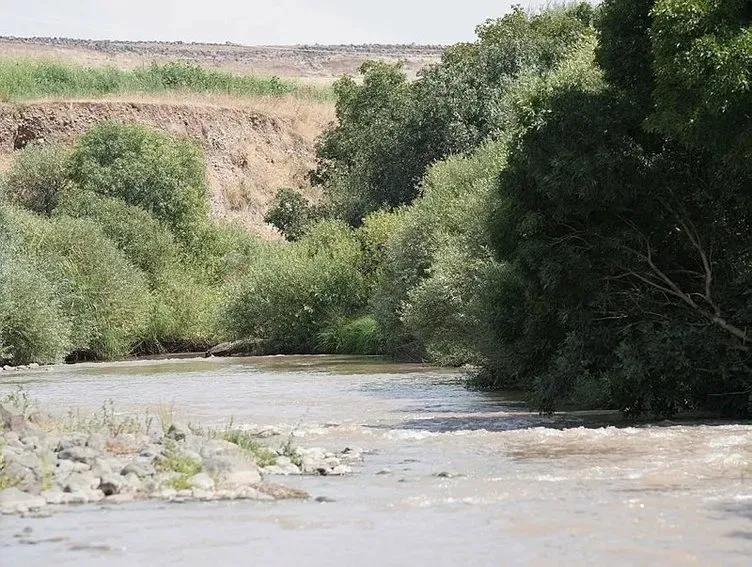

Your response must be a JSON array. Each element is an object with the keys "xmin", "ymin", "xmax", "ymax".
[
  {"xmin": 0, "ymin": 59, "xmax": 333, "ymax": 103},
  {"xmin": 166, "ymin": 475, "xmax": 193, "ymax": 491},
  {"xmin": 156, "ymin": 440, "xmax": 202, "ymax": 476},
  {"xmin": 210, "ymin": 420, "xmax": 278, "ymax": 467}
]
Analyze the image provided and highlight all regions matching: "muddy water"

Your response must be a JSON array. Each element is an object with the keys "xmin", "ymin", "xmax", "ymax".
[{"xmin": 1, "ymin": 356, "xmax": 752, "ymax": 566}]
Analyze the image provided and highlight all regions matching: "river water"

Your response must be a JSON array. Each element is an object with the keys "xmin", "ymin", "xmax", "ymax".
[{"xmin": 1, "ymin": 356, "xmax": 752, "ymax": 566}]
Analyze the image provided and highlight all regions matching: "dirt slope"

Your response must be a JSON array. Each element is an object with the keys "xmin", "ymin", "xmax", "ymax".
[{"xmin": 0, "ymin": 96, "xmax": 334, "ymax": 238}]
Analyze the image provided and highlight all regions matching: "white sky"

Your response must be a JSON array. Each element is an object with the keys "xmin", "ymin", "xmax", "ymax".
[{"xmin": 0, "ymin": 0, "xmax": 533, "ymax": 45}]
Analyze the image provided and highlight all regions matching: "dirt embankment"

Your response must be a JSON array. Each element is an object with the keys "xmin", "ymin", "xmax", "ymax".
[
  {"xmin": 0, "ymin": 96, "xmax": 335, "ymax": 238},
  {"xmin": 0, "ymin": 37, "xmax": 443, "ymax": 79}
]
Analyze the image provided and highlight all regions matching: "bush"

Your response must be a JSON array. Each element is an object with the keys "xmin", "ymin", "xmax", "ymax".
[
  {"xmin": 10, "ymin": 209, "xmax": 150, "ymax": 359},
  {"xmin": 222, "ymin": 223, "xmax": 367, "ymax": 353},
  {"xmin": 56, "ymin": 189, "xmax": 180, "ymax": 283},
  {"xmin": 264, "ymin": 188, "xmax": 315, "ymax": 241},
  {"xmin": 68, "ymin": 121, "xmax": 209, "ymax": 243},
  {"xmin": 138, "ymin": 269, "xmax": 221, "ymax": 353},
  {"xmin": 0, "ymin": 256, "xmax": 71, "ymax": 365},
  {"xmin": 1, "ymin": 143, "xmax": 71, "ymax": 215},
  {"xmin": 316, "ymin": 316, "xmax": 384, "ymax": 355}
]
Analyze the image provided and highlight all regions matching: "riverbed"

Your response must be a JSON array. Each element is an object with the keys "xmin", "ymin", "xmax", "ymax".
[{"xmin": 1, "ymin": 356, "xmax": 751, "ymax": 566}]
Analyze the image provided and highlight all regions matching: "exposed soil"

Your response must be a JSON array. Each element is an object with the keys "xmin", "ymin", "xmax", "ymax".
[{"xmin": 0, "ymin": 96, "xmax": 334, "ymax": 238}]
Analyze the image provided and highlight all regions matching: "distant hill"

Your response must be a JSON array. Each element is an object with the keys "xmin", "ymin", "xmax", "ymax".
[{"xmin": 0, "ymin": 37, "xmax": 443, "ymax": 80}]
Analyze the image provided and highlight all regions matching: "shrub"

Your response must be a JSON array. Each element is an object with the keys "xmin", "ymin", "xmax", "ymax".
[
  {"xmin": 56, "ymin": 189, "xmax": 180, "ymax": 283},
  {"xmin": 68, "ymin": 121, "xmax": 209, "ymax": 243},
  {"xmin": 10, "ymin": 209, "xmax": 150, "ymax": 359},
  {"xmin": 222, "ymin": 224, "xmax": 367, "ymax": 353},
  {"xmin": 264, "ymin": 188, "xmax": 314, "ymax": 241},
  {"xmin": 1, "ymin": 143, "xmax": 71, "ymax": 215},
  {"xmin": 0, "ymin": 256, "xmax": 71, "ymax": 365},
  {"xmin": 316, "ymin": 316, "xmax": 384, "ymax": 355}
]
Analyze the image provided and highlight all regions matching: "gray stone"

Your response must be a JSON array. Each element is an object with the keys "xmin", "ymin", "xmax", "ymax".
[
  {"xmin": 0, "ymin": 403, "xmax": 26, "ymax": 433},
  {"xmin": 155, "ymin": 487, "xmax": 177, "ymax": 500},
  {"xmin": 328, "ymin": 465, "xmax": 352, "ymax": 476},
  {"xmin": 203, "ymin": 455, "xmax": 260, "ymax": 488},
  {"xmin": 64, "ymin": 472, "xmax": 100, "ymax": 493},
  {"xmin": 166, "ymin": 422, "xmax": 191, "ymax": 442},
  {"xmin": 120, "ymin": 473, "xmax": 143, "ymax": 493},
  {"xmin": 4, "ymin": 448, "xmax": 39, "ymax": 470},
  {"xmin": 121, "ymin": 459, "xmax": 156, "ymax": 478},
  {"xmin": 255, "ymin": 482, "xmax": 309, "ymax": 500},
  {"xmin": 191, "ymin": 488, "xmax": 214, "ymax": 500},
  {"xmin": 0, "ymin": 487, "xmax": 46, "ymax": 514},
  {"xmin": 105, "ymin": 493, "xmax": 135, "ymax": 505},
  {"xmin": 58, "ymin": 446, "xmax": 98, "ymax": 465},
  {"xmin": 86, "ymin": 432, "xmax": 109, "ymax": 452},
  {"xmin": 139, "ymin": 444, "xmax": 165, "ymax": 460},
  {"xmin": 199, "ymin": 439, "xmax": 240, "ymax": 459},
  {"xmin": 262, "ymin": 463, "xmax": 301, "ymax": 476},
  {"xmin": 188, "ymin": 473, "xmax": 215, "ymax": 491},
  {"xmin": 99, "ymin": 474, "xmax": 124, "ymax": 496},
  {"xmin": 42, "ymin": 489, "xmax": 66, "ymax": 505},
  {"xmin": 2, "ymin": 461, "xmax": 37, "ymax": 490},
  {"xmin": 56, "ymin": 433, "xmax": 89, "ymax": 452}
]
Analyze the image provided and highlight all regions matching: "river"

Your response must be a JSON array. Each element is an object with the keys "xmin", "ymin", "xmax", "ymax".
[{"xmin": 1, "ymin": 355, "xmax": 751, "ymax": 566}]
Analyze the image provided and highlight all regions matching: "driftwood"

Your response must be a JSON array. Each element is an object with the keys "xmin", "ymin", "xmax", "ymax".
[{"xmin": 205, "ymin": 338, "xmax": 266, "ymax": 358}]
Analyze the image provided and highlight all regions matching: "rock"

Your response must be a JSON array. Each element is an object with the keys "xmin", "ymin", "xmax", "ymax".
[
  {"xmin": 328, "ymin": 465, "xmax": 352, "ymax": 476},
  {"xmin": 64, "ymin": 490, "xmax": 104, "ymax": 504},
  {"xmin": 155, "ymin": 487, "xmax": 177, "ymax": 500},
  {"xmin": 105, "ymin": 493, "xmax": 135, "ymax": 505},
  {"xmin": 199, "ymin": 439, "xmax": 240, "ymax": 459},
  {"xmin": 58, "ymin": 446, "xmax": 98, "ymax": 465},
  {"xmin": 191, "ymin": 488, "xmax": 214, "ymax": 501},
  {"xmin": 121, "ymin": 459, "xmax": 156, "ymax": 478},
  {"xmin": 233, "ymin": 486, "xmax": 274, "ymax": 501},
  {"xmin": 203, "ymin": 455, "xmax": 261, "ymax": 488},
  {"xmin": 56, "ymin": 433, "xmax": 89, "ymax": 452},
  {"xmin": 86, "ymin": 433, "xmax": 109, "ymax": 452},
  {"xmin": 2, "ymin": 461, "xmax": 37, "ymax": 490},
  {"xmin": 0, "ymin": 403, "xmax": 26, "ymax": 433},
  {"xmin": 166, "ymin": 422, "xmax": 191, "ymax": 442},
  {"xmin": 99, "ymin": 474, "xmax": 124, "ymax": 496},
  {"xmin": 188, "ymin": 473, "xmax": 215, "ymax": 491},
  {"xmin": 120, "ymin": 473, "xmax": 143, "ymax": 493},
  {"xmin": 4, "ymin": 448, "xmax": 39, "ymax": 470},
  {"xmin": 0, "ymin": 487, "xmax": 46, "ymax": 514},
  {"xmin": 263, "ymin": 463, "xmax": 301, "ymax": 476},
  {"xmin": 255, "ymin": 482, "xmax": 309, "ymax": 500},
  {"xmin": 315, "ymin": 496, "xmax": 336, "ymax": 503},
  {"xmin": 63, "ymin": 472, "xmax": 100, "ymax": 493},
  {"xmin": 139, "ymin": 444, "xmax": 165, "ymax": 460},
  {"xmin": 376, "ymin": 468, "xmax": 393, "ymax": 476},
  {"xmin": 42, "ymin": 489, "xmax": 66, "ymax": 505}
]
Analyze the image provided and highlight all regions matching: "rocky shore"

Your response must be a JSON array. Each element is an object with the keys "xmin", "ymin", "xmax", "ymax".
[{"xmin": 0, "ymin": 400, "xmax": 363, "ymax": 516}]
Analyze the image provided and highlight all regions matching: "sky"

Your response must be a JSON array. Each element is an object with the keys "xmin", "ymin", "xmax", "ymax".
[{"xmin": 0, "ymin": 0, "xmax": 532, "ymax": 45}]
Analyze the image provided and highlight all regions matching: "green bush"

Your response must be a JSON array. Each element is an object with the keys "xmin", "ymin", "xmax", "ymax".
[
  {"xmin": 1, "ymin": 143, "xmax": 71, "ymax": 215},
  {"xmin": 0, "ymin": 256, "xmax": 71, "ymax": 365},
  {"xmin": 56, "ymin": 189, "xmax": 180, "ymax": 283},
  {"xmin": 316, "ymin": 316, "xmax": 384, "ymax": 355},
  {"xmin": 138, "ymin": 269, "xmax": 221, "ymax": 353},
  {"xmin": 68, "ymin": 121, "xmax": 209, "ymax": 243},
  {"xmin": 222, "ymin": 223, "xmax": 367, "ymax": 353},
  {"xmin": 10, "ymin": 209, "xmax": 150, "ymax": 359},
  {"xmin": 264, "ymin": 188, "xmax": 315, "ymax": 241}
]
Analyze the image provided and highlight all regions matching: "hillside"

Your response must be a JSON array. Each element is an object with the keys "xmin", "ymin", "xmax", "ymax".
[
  {"xmin": 0, "ymin": 96, "xmax": 334, "ymax": 238},
  {"xmin": 0, "ymin": 37, "xmax": 442, "ymax": 79}
]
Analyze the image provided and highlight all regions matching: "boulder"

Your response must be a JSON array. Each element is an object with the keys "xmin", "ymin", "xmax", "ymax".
[
  {"xmin": 63, "ymin": 472, "xmax": 100, "ymax": 493},
  {"xmin": 166, "ymin": 422, "xmax": 191, "ymax": 442},
  {"xmin": 121, "ymin": 459, "xmax": 156, "ymax": 478},
  {"xmin": 58, "ymin": 446, "xmax": 98, "ymax": 465},
  {"xmin": 0, "ymin": 404, "xmax": 26, "ymax": 433},
  {"xmin": 205, "ymin": 338, "xmax": 265, "ymax": 358},
  {"xmin": 0, "ymin": 487, "xmax": 46, "ymax": 514},
  {"xmin": 188, "ymin": 473, "xmax": 215, "ymax": 491},
  {"xmin": 256, "ymin": 482, "xmax": 309, "ymax": 500}
]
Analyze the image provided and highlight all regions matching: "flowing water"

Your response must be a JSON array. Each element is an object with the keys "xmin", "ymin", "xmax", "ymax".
[{"xmin": 1, "ymin": 356, "xmax": 752, "ymax": 566}]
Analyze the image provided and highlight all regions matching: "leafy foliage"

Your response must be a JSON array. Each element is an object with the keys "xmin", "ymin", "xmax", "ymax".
[
  {"xmin": 1, "ymin": 143, "xmax": 71, "ymax": 215},
  {"xmin": 68, "ymin": 121, "xmax": 209, "ymax": 243}
]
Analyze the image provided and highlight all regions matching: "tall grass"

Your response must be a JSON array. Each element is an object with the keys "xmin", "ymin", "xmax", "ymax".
[{"xmin": 0, "ymin": 60, "xmax": 333, "ymax": 102}]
